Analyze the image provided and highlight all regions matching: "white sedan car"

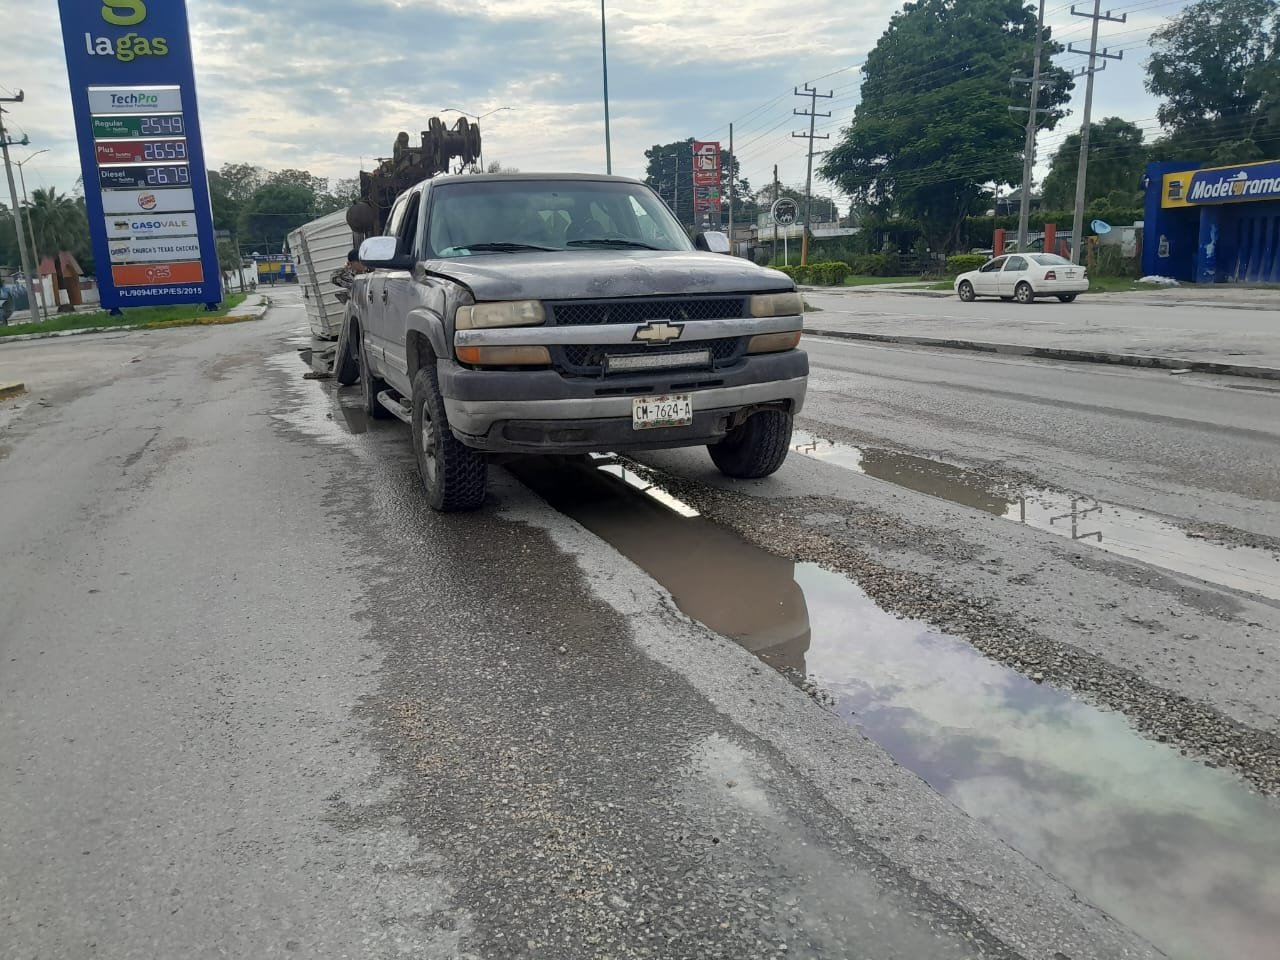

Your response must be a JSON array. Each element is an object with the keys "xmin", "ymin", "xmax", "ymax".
[{"xmin": 954, "ymin": 253, "xmax": 1089, "ymax": 303}]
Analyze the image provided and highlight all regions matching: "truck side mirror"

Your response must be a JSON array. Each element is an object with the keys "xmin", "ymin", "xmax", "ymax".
[
  {"xmin": 359, "ymin": 236, "xmax": 413, "ymax": 269},
  {"xmin": 695, "ymin": 231, "xmax": 731, "ymax": 254}
]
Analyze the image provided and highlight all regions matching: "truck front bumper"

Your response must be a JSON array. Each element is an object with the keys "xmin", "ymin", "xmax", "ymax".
[{"xmin": 437, "ymin": 351, "xmax": 808, "ymax": 453}]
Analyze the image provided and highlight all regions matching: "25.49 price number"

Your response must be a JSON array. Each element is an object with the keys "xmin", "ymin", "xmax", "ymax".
[{"xmin": 139, "ymin": 115, "xmax": 185, "ymax": 136}]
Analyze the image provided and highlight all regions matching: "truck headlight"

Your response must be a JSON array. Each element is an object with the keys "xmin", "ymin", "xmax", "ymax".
[
  {"xmin": 456, "ymin": 300, "xmax": 546, "ymax": 329},
  {"xmin": 749, "ymin": 291, "xmax": 804, "ymax": 318}
]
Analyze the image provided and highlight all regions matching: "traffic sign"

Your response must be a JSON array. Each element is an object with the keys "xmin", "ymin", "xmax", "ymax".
[{"xmin": 771, "ymin": 197, "xmax": 798, "ymax": 225}]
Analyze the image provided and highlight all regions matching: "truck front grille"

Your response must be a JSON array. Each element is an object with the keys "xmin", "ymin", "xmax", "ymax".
[
  {"xmin": 546, "ymin": 297, "xmax": 747, "ymax": 327},
  {"xmin": 555, "ymin": 337, "xmax": 745, "ymax": 376}
]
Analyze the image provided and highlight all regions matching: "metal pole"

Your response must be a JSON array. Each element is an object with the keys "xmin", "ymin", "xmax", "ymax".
[
  {"xmin": 15, "ymin": 157, "xmax": 46, "ymax": 321},
  {"xmin": 0, "ymin": 104, "xmax": 41, "ymax": 326},
  {"xmin": 801, "ymin": 89, "xmax": 817, "ymax": 266},
  {"xmin": 1017, "ymin": 0, "xmax": 1046, "ymax": 252},
  {"xmin": 727, "ymin": 123, "xmax": 734, "ymax": 254},
  {"xmin": 773, "ymin": 164, "xmax": 779, "ymax": 265},
  {"xmin": 1071, "ymin": 0, "xmax": 1103, "ymax": 265},
  {"xmin": 600, "ymin": 0, "xmax": 613, "ymax": 174}
]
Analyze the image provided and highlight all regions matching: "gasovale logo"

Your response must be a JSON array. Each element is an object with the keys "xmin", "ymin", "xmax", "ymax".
[{"xmin": 84, "ymin": 1, "xmax": 169, "ymax": 62}]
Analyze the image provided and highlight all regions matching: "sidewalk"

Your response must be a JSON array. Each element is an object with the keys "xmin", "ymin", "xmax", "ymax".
[
  {"xmin": 0, "ymin": 294, "xmax": 269, "ymax": 345},
  {"xmin": 802, "ymin": 288, "xmax": 1280, "ymax": 380}
]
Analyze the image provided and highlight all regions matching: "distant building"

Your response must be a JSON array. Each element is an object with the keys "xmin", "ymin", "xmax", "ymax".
[{"xmin": 1142, "ymin": 159, "xmax": 1280, "ymax": 283}]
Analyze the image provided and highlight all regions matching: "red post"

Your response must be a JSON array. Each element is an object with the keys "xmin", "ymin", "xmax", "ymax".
[
  {"xmin": 1044, "ymin": 223, "xmax": 1057, "ymax": 257},
  {"xmin": 994, "ymin": 228, "xmax": 1005, "ymax": 257}
]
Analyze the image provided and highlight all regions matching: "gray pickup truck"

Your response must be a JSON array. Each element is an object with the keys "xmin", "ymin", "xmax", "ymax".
[{"xmin": 341, "ymin": 173, "xmax": 807, "ymax": 511}]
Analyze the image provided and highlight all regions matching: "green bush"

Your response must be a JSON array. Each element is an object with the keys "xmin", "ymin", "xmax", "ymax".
[
  {"xmin": 946, "ymin": 254, "xmax": 987, "ymax": 275},
  {"xmin": 851, "ymin": 253, "xmax": 894, "ymax": 276},
  {"xmin": 1092, "ymin": 245, "xmax": 1140, "ymax": 279},
  {"xmin": 808, "ymin": 261, "xmax": 852, "ymax": 285}
]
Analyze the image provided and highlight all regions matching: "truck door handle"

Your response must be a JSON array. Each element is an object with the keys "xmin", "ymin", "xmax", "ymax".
[
  {"xmin": 367, "ymin": 286, "xmax": 373, "ymax": 303},
  {"xmin": 381, "ymin": 289, "xmax": 389, "ymax": 305}
]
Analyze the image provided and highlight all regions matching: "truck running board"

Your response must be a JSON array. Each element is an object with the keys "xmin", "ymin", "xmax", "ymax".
[{"xmin": 376, "ymin": 391, "xmax": 413, "ymax": 424}]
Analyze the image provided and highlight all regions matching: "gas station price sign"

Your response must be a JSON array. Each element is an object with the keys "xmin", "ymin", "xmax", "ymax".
[
  {"xmin": 91, "ymin": 114, "xmax": 186, "ymax": 139},
  {"xmin": 57, "ymin": 0, "xmax": 220, "ymax": 309}
]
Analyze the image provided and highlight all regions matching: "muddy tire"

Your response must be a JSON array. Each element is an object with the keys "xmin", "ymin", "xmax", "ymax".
[
  {"xmin": 1057, "ymin": 293, "xmax": 1078, "ymax": 303},
  {"xmin": 957, "ymin": 281, "xmax": 975, "ymax": 302},
  {"xmin": 411, "ymin": 366, "xmax": 487, "ymax": 512},
  {"xmin": 335, "ymin": 323, "xmax": 359, "ymax": 386},
  {"xmin": 357, "ymin": 329, "xmax": 391, "ymax": 419},
  {"xmin": 1014, "ymin": 281, "xmax": 1035, "ymax": 304},
  {"xmin": 708, "ymin": 409, "xmax": 793, "ymax": 479}
]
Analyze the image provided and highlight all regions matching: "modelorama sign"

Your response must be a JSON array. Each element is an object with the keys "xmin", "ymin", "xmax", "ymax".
[
  {"xmin": 1161, "ymin": 159, "xmax": 1280, "ymax": 209},
  {"xmin": 57, "ymin": 0, "xmax": 221, "ymax": 309}
]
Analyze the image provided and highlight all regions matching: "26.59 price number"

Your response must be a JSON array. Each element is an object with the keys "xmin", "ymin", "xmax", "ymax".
[
  {"xmin": 145, "ymin": 165, "xmax": 191, "ymax": 186},
  {"xmin": 143, "ymin": 140, "xmax": 188, "ymax": 161}
]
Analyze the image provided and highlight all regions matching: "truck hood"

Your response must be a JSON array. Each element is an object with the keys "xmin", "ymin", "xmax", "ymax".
[{"xmin": 423, "ymin": 249, "xmax": 793, "ymax": 301}]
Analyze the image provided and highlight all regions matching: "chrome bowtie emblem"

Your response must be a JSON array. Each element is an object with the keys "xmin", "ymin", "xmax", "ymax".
[{"xmin": 632, "ymin": 320, "xmax": 684, "ymax": 345}]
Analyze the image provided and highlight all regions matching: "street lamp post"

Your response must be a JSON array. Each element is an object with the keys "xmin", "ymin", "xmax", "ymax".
[
  {"xmin": 14, "ymin": 149, "xmax": 49, "ymax": 322},
  {"xmin": 442, "ymin": 106, "xmax": 513, "ymax": 172},
  {"xmin": 600, "ymin": 0, "xmax": 612, "ymax": 174}
]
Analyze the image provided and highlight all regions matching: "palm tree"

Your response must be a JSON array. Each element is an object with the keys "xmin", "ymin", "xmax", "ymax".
[
  {"xmin": 25, "ymin": 188, "xmax": 84, "ymax": 260},
  {"xmin": 25, "ymin": 189, "xmax": 90, "ymax": 311}
]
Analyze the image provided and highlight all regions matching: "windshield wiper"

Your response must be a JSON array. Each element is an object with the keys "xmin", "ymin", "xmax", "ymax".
[
  {"xmin": 566, "ymin": 238, "xmax": 659, "ymax": 250},
  {"xmin": 459, "ymin": 242, "xmax": 556, "ymax": 253}
]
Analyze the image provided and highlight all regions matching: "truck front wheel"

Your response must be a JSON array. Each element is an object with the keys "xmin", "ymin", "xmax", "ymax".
[
  {"xmin": 708, "ymin": 409, "xmax": 793, "ymax": 479},
  {"xmin": 411, "ymin": 366, "xmax": 488, "ymax": 512}
]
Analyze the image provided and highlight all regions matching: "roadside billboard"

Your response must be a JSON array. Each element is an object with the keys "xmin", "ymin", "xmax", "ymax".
[
  {"xmin": 692, "ymin": 141, "xmax": 721, "ymax": 226},
  {"xmin": 57, "ymin": 0, "xmax": 221, "ymax": 309}
]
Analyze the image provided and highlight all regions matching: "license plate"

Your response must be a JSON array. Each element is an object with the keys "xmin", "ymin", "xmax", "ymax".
[{"xmin": 632, "ymin": 394, "xmax": 693, "ymax": 430}]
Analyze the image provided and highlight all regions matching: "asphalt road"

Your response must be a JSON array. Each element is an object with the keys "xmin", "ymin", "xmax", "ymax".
[
  {"xmin": 801, "ymin": 288, "xmax": 1280, "ymax": 369},
  {"xmin": 2, "ymin": 290, "xmax": 1274, "ymax": 959}
]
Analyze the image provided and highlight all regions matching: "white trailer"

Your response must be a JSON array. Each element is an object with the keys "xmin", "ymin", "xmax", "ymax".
[{"xmin": 288, "ymin": 210, "xmax": 354, "ymax": 340}]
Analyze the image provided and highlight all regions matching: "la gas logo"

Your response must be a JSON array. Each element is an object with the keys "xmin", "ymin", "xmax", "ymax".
[{"xmin": 84, "ymin": 2, "xmax": 170, "ymax": 62}]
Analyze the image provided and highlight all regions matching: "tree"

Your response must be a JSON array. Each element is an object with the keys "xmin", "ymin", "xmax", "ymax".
[
  {"xmin": 820, "ymin": 0, "xmax": 1073, "ymax": 252},
  {"xmin": 1040, "ymin": 117, "xmax": 1148, "ymax": 210},
  {"xmin": 1146, "ymin": 0, "xmax": 1280, "ymax": 159},
  {"xmin": 237, "ymin": 183, "xmax": 315, "ymax": 253},
  {"xmin": 25, "ymin": 188, "xmax": 85, "ymax": 258}
]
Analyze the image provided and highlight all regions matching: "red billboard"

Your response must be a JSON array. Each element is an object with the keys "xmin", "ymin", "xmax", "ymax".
[{"xmin": 691, "ymin": 141, "xmax": 722, "ymax": 224}]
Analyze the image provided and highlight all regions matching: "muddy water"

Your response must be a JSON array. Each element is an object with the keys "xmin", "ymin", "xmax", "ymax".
[
  {"xmin": 791, "ymin": 430, "xmax": 1280, "ymax": 602},
  {"xmin": 510, "ymin": 455, "xmax": 1280, "ymax": 960}
]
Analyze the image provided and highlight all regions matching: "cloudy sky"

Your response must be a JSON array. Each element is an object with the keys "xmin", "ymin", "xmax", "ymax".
[{"xmin": 7, "ymin": 0, "xmax": 1187, "ymax": 202}]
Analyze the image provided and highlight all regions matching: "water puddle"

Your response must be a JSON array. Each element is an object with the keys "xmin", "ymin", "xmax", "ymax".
[
  {"xmin": 792, "ymin": 430, "xmax": 1280, "ymax": 602},
  {"xmin": 510, "ymin": 455, "xmax": 1280, "ymax": 960}
]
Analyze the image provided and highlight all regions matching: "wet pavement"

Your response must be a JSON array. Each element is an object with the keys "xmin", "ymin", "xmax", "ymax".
[
  {"xmin": 510, "ymin": 453, "xmax": 1280, "ymax": 960},
  {"xmin": 791, "ymin": 429, "xmax": 1280, "ymax": 602},
  {"xmin": 4, "ymin": 291, "xmax": 1275, "ymax": 960}
]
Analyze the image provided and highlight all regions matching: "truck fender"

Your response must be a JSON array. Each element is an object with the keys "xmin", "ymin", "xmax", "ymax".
[{"xmin": 407, "ymin": 309, "xmax": 450, "ymax": 370}]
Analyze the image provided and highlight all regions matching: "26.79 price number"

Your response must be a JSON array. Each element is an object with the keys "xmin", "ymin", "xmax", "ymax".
[
  {"xmin": 145, "ymin": 165, "xmax": 191, "ymax": 186},
  {"xmin": 143, "ymin": 140, "xmax": 188, "ymax": 161}
]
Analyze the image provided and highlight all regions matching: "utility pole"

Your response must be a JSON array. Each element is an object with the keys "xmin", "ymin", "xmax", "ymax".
[
  {"xmin": 1068, "ymin": 1, "xmax": 1126, "ymax": 264},
  {"xmin": 773, "ymin": 164, "xmax": 780, "ymax": 265},
  {"xmin": 792, "ymin": 84, "xmax": 832, "ymax": 266},
  {"xmin": 726, "ymin": 123, "xmax": 734, "ymax": 255},
  {"xmin": 1010, "ymin": 0, "xmax": 1050, "ymax": 252},
  {"xmin": 0, "ymin": 95, "xmax": 42, "ymax": 325}
]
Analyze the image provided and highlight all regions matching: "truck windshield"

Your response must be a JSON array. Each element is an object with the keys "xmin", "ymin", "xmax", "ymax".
[{"xmin": 425, "ymin": 179, "xmax": 695, "ymax": 257}]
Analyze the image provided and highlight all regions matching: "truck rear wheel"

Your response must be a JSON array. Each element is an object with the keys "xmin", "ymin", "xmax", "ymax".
[
  {"xmin": 357, "ymin": 331, "xmax": 391, "ymax": 419},
  {"xmin": 411, "ymin": 366, "xmax": 488, "ymax": 512},
  {"xmin": 708, "ymin": 409, "xmax": 793, "ymax": 479}
]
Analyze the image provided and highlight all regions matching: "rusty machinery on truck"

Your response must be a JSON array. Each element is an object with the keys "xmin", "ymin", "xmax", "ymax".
[{"xmin": 346, "ymin": 116, "xmax": 482, "ymax": 238}]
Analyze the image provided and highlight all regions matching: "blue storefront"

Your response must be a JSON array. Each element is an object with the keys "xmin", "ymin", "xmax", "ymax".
[{"xmin": 1142, "ymin": 158, "xmax": 1280, "ymax": 284}]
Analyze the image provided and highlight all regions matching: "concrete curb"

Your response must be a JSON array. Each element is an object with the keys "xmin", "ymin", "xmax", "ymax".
[
  {"xmin": 805, "ymin": 328, "xmax": 1280, "ymax": 381},
  {"xmin": 0, "ymin": 382, "xmax": 27, "ymax": 400},
  {"xmin": 0, "ymin": 304, "xmax": 267, "ymax": 346}
]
